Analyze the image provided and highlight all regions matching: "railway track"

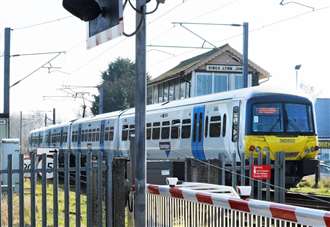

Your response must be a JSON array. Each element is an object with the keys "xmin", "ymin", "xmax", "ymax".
[{"xmin": 285, "ymin": 191, "xmax": 330, "ymax": 211}]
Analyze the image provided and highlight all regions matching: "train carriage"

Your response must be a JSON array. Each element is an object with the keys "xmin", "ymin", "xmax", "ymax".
[{"xmin": 28, "ymin": 87, "xmax": 319, "ymax": 187}]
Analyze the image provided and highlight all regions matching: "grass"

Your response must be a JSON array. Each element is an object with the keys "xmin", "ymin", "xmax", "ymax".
[
  {"xmin": 290, "ymin": 175, "xmax": 330, "ymax": 196},
  {"xmin": 1, "ymin": 179, "xmax": 87, "ymax": 226}
]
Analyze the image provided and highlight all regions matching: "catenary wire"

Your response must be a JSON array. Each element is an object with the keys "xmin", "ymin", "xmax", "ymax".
[{"xmin": 13, "ymin": 16, "xmax": 73, "ymax": 30}]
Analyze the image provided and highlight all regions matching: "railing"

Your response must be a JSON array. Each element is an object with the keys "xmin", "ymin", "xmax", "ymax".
[
  {"xmin": 0, "ymin": 150, "xmax": 127, "ymax": 227},
  {"xmin": 147, "ymin": 182, "xmax": 330, "ymax": 227}
]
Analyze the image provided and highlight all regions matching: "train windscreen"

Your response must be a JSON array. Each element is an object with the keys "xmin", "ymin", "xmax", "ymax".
[{"xmin": 252, "ymin": 103, "xmax": 314, "ymax": 134}]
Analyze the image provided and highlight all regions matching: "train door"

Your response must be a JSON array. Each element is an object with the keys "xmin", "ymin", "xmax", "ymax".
[
  {"xmin": 230, "ymin": 101, "xmax": 241, "ymax": 160},
  {"xmin": 191, "ymin": 105, "xmax": 206, "ymax": 160}
]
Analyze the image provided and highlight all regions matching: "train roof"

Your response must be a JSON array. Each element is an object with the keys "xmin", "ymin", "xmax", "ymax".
[
  {"xmin": 121, "ymin": 86, "xmax": 311, "ymax": 116},
  {"xmin": 30, "ymin": 86, "xmax": 311, "ymax": 132}
]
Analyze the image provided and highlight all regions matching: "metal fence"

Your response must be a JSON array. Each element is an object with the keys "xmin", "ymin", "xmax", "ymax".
[
  {"xmin": 0, "ymin": 150, "xmax": 126, "ymax": 227},
  {"xmin": 147, "ymin": 183, "xmax": 330, "ymax": 227},
  {"xmin": 185, "ymin": 151, "xmax": 286, "ymax": 203}
]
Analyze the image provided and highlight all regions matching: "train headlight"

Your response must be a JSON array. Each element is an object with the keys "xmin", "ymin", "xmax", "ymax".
[
  {"xmin": 249, "ymin": 145, "xmax": 255, "ymax": 152},
  {"xmin": 256, "ymin": 146, "xmax": 261, "ymax": 152}
]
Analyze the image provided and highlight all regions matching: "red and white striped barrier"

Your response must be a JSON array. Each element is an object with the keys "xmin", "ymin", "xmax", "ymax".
[{"xmin": 147, "ymin": 183, "xmax": 330, "ymax": 227}]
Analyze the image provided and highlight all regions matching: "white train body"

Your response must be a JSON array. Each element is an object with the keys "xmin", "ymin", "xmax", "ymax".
[{"xmin": 28, "ymin": 86, "xmax": 319, "ymax": 185}]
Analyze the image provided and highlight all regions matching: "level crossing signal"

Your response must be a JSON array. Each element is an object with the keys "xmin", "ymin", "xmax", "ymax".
[{"xmin": 62, "ymin": 0, "xmax": 123, "ymax": 48}]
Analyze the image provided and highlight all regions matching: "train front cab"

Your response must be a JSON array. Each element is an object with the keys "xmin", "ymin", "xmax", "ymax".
[{"xmin": 244, "ymin": 94, "xmax": 319, "ymax": 188}]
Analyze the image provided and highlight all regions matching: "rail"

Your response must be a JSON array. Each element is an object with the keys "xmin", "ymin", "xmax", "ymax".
[{"xmin": 147, "ymin": 182, "xmax": 330, "ymax": 227}]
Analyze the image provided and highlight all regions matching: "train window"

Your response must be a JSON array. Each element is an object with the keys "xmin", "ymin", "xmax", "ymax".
[
  {"xmin": 104, "ymin": 127, "xmax": 109, "ymax": 141},
  {"xmin": 152, "ymin": 122, "xmax": 160, "ymax": 140},
  {"xmin": 205, "ymin": 116, "xmax": 209, "ymax": 138},
  {"xmin": 181, "ymin": 119, "xmax": 191, "ymax": 139},
  {"xmin": 198, "ymin": 113, "xmax": 203, "ymax": 142},
  {"xmin": 129, "ymin": 125, "xmax": 135, "ymax": 138},
  {"xmin": 222, "ymin": 114, "xmax": 227, "ymax": 137},
  {"xmin": 193, "ymin": 113, "xmax": 197, "ymax": 142},
  {"xmin": 210, "ymin": 115, "xmax": 221, "ymax": 137},
  {"xmin": 91, "ymin": 129, "xmax": 96, "ymax": 141},
  {"xmin": 109, "ymin": 127, "xmax": 114, "ymax": 141},
  {"xmin": 232, "ymin": 106, "xmax": 240, "ymax": 142},
  {"xmin": 96, "ymin": 128, "xmax": 100, "ymax": 141},
  {"xmin": 146, "ymin": 123, "xmax": 152, "ymax": 140},
  {"xmin": 122, "ymin": 125, "xmax": 129, "ymax": 141},
  {"xmin": 171, "ymin": 119, "xmax": 180, "ymax": 139},
  {"xmin": 87, "ymin": 129, "xmax": 92, "ymax": 142},
  {"xmin": 161, "ymin": 121, "xmax": 170, "ymax": 139}
]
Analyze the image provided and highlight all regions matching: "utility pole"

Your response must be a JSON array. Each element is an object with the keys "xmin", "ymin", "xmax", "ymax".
[
  {"xmin": 53, "ymin": 108, "xmax": 56, "ymax": 124},
  {"xmin": 242, "ymin": 22, "xmax": 249, "ymax": 88},
  {"xmin": 19, "ymin": 111, "xmax": 22, "ymax": 153},
  {"xmin": 98, "ymin": 85, "xmax": 104, "ymax": 114},
  {"xmin": 4, "ymin": 27, "xmax": 11, "ymax": 137},
  {"xmin": 134, "ymin": 0, "xmax": 146, "ymax": 226}
]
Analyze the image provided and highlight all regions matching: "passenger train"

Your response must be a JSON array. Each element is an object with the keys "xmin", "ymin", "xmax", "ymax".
[{"xmin": 28, "ymin": 87, "xmax": 319, "ymax": 187}]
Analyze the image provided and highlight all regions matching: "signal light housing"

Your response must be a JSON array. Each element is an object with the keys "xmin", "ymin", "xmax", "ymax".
[{"xmin": 62, "ymin": 0, "xmax": 102, "ymax": 21}]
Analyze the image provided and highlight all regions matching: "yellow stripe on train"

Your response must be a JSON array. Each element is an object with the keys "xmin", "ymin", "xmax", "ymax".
[{"xmin": 244, "ymin": 135, "xmax": 319, "ymax": 160}]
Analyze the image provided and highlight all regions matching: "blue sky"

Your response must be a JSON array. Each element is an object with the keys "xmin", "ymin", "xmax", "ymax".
[{"xmin": 1, "ymin": 0, "xmax": 330, "ymax": 121}]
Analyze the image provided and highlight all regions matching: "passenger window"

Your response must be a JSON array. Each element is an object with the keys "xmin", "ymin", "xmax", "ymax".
[
  {"xmin": 129, "ymin": 125, "xmax": 135, "ymax": 138},
  {"xmin": 122, "ymin": 125, "xmax": 129, "ymax": 141},
  {"xmin": 96, "ymin": 128, "xmax": 100, "ymax": 141},
  {"xmin": 92, "ymin": 129, "xmax": 96, "ymax": 141},
  {"xmin": 181, "ymin": 119, "xmax": 191, "ymax": 139},
  {"xmin": 88, "ymin": 129, "xmax": 92, "ymax": 142},
  {"xmin": 104, "ymin": 127, "xmax": 109, "ymax": 141},
  {"xmin": 198, "ymin": 113, "xmax": 203, "ymax": 142},
  {"xmin": 210, "ymin": 116, "xmax": 221, "ymax": 137},
  {"xmin": 152, "ymin": 122, "xmax": 160, "ymax": 140},
  {"xmin": 161, "ymin": 121, "xmax": 170, "ymax": 139},
  {"xmin": 171, "ymin": 119, "xmax": 180, "ymax": 139},
  {"xmin": 222, "ymin": 114, "xmax": 227, "ymax": 137},
  {"xmin": 193, "ymin": 113, "xmax": 197, "ymax": 142},
  {"xmin": 232, "ymin": 106, "xmax": 240, "ymax": 142},
  {"xmin": 205, "ymin": 116, "xmax": 209, "ymax": 138},
  {"xmin": 146, "ymin": 123, "xmax": 152, "ymax": 140},
  {"xmin": 109, "ymin": 127, "xmax": 114, "ymax": 141}
]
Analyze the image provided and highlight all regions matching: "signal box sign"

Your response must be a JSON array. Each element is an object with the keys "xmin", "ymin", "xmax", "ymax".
[{"xmin": 252, "ymin": 165, "xmax": 271, "ymax": 180}]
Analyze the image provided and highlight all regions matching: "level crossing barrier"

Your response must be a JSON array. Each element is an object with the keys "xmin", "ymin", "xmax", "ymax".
[{"xmin": 147, "ymin": 182, "xmax": 330, "ymax": 227}]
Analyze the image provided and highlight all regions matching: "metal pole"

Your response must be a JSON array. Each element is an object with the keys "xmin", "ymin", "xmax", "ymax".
[
  {"xmin": 99, "ymin": 85, "xmax": 104, "ymax": 114},
  {"xmin": 134, "ymin": 0, "xmax": 146, "ymax": 225},
  {"xmin": 242, "ymin": 22, "xmax": 249, "ymax": 88},
  {"xmin": 44, "ymin": 113, "xmax": 47, "ymax": 127},
  {"xmin": 53, "ymin": 108, "xmax": 56, "ymax": 124},
  {"xmin": 4, "ymin": 27, "xmax": 11, "ymax": 137},
  {"xmin": 296, "ymin": 69, "xmax": 298, "ymax": 89},
  {"xmin": 19, "ymin": 111, "xmax": 22, "ymax": 153}
]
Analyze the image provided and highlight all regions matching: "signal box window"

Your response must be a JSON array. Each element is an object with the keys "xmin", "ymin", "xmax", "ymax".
[{"xmin": 210, "ymin": 116, "xmax": 221, "ymax": 137}]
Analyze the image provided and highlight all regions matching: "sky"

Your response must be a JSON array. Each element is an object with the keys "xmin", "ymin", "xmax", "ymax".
[{"xmin": 0, "ymin": 0, "xmax": 330, "ymax": 123}]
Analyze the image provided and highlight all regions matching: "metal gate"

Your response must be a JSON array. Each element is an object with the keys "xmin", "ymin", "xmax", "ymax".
[{"xmin": 0, "ymin": 150, "xmax": 126, "ymax": 227}]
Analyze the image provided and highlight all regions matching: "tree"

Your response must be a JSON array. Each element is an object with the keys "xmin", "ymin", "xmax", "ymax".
[{"xmin": 91, "ymin": 58, "xmax": 139, "ymax": 115}]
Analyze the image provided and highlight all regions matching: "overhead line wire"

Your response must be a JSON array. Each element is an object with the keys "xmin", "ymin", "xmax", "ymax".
[{"xmin": 13, "ymin": 16, "xmax": 73, "ymax": 30}]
